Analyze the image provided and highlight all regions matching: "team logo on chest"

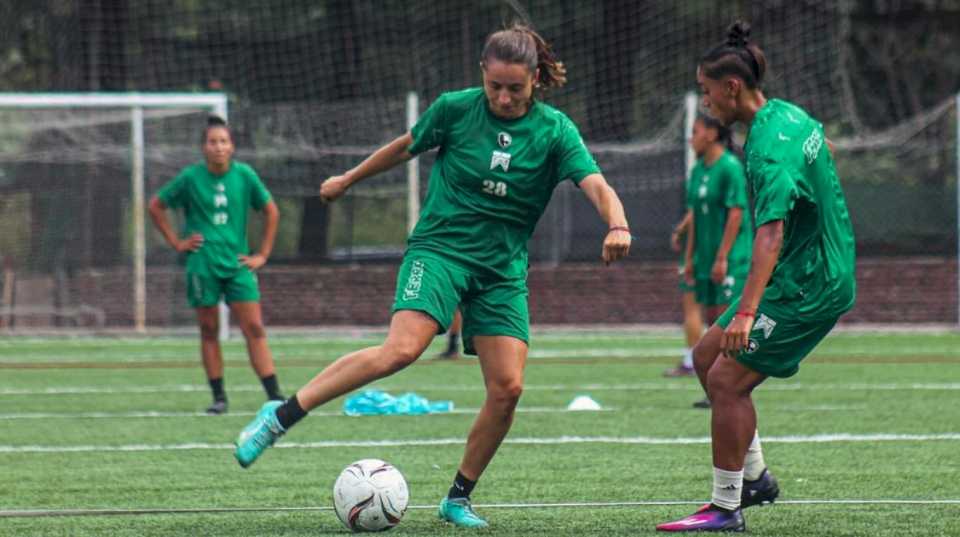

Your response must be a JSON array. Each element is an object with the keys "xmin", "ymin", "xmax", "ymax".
[{"xmin": 490, "ymin": 132, "xmax": 513, "ymax": 172}]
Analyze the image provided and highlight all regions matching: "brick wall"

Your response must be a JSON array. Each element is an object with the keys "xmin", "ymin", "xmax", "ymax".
[{"xmin": 67, "ymin": 257, "xmax": 958, "ymax": 326}]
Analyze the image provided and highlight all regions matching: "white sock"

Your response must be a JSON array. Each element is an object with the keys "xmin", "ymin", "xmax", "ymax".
[
  {"xmin": 743, "ymin": 430, "xmax": 766, "ymax": 481},
  {"xmin": 682, "ymin": 348, "xmax": 693, "ymax": 368},
  {"xmin": 712, "ymin": 467, "xmax": 743, "ymax": 511}
]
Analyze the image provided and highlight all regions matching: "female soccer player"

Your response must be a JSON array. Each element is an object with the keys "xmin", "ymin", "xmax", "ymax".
[
  {"xmin": 665, "ymin": 116, "xmax": 751, "ymax": 381},
  {"xmin": 149, "ymin": 116, "xmax": 284, "ymax": 415},
  {"xmin": 234, "ymin": 24, "xmax": 631, "ymax": 528},
  {"xmin": 680, "ymin": 116, "xmax": 753, "ymax": 409},
  {"xmin": 657, "ymin": 21, "xmax": 855, "ymax": 532}
]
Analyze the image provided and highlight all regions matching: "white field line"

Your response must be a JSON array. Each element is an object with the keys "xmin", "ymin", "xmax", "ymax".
[
  {"xmin": 2, "ymin": 433, "xmax": 959, "ymax": 454},
  {"xmin": 2, "ymin": 499, "xmax": 959, "ymax": 518},
  {"xmin": 2, "ymin": 381, "xmax": 959, "ymax": 396},
  {"xmin": 0, "ymin": 347, "xmax": 683, "ymax": 362},
  {"xmin": 0, "ymin": 407, "xmax": 615, "ymax": 420}
]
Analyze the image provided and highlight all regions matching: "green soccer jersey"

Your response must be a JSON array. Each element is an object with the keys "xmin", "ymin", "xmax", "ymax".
[
  {"xmin": 686, "ymin": 150, "xmax": 753, "ymax": 279},
  {"xmin": 744, "ymin": 99, "xmax": 856, "ymax": 317},
  {"xmin": 157, "ymin": 161, "xmax": 272, "ymax": 278},
  {"xmin": 407, "ymin": 88, "xmax": 600, "ymax": 279}
]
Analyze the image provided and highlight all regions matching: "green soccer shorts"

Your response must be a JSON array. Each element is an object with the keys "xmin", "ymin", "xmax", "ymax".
[
  {"xmin": 695, "ymin": 269, "xmax": 747, "ymax": 306},
  {"xmin": 717, "ymin": 297, "xmax": 839, "ymax": 378},
  {"xmin": 392, "ymin": 252, "xmax": 529, "ymax": 355},
  {"xmin": 186, "ymin": 267, "xmax": 260, "ymax": 308}
]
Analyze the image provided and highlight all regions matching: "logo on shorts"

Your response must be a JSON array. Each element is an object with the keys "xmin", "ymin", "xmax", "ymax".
[
  {"xmin": 497, "ymin": 132, "xmax": 512, "ymax": 148},
  {"xmin": 723, "ymin": 276, "xmax": 735, "ymax": 298},
  {"xmin": 402, "ymin": 260, "xmax": 425, "ymax": 301},
  {"xmin": 746, "ymin": 339, "xmax": 760, "ymax": 354},
  {"xmin": 753, "ymin": 313, "xmax": 777, "ymax": 340}
]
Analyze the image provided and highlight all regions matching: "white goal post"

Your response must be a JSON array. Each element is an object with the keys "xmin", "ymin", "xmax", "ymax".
[{"xmin": 0, "ymin": 92, "xmax": 228, "ymax": 334}]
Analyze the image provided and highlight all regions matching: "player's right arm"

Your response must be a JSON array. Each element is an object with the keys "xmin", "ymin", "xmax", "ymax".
[
  {"xmin": 683, "ymin": 212, "xmax": 695, "ymax": 285},
  {"xmin": 320, "ymin": 132, "xmax": 415, "ymax": 202},
  {"xmin": 671, "ymin": 210, "xmax": 692, "ymax": 252},
  {"xmin": 148, "ymin": 196, "xmax": 203, "ymax": 253}
]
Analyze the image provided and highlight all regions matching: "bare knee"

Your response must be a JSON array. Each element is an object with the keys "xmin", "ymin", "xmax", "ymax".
[
  {"xmin": 487, "ymin": 381, "xmax": 523, "ymax": 412},
  {"xmin": 378, "ymin": 341, "xmax": 422, "ymax": 374},
  {"xmin": 692, "ymin": 341, "xmax": 714, "ymax": 378},
  {"xmin": 199, "ymin": 320, "xmax": 219, "ymax": 341},
  {"xmin": 240, "ymin": 320, "xmax": 267, "ymax": 340}
]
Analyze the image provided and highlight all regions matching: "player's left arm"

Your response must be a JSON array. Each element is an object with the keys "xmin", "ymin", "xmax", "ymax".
[
  {"xmin": 579, "ymin": 173, "xmax": 631, "ymax": 265},
  {"xmin": 720, "ymin": 219, "xmax": 782, "ymax": 356},
  {"xmin": 240, "ymin": 200, "xmax": 279, "ymax": 271},
  {"xmin": 712, "ymin": 207, "xmax": 743, "ymax": 284}
]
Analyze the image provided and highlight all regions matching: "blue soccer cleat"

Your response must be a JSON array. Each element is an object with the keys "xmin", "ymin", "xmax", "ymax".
[
  {"xmin": 656, "ymin": 504, "xmax": 745, "ymax": 532},
  {"xmin": 438, "ymin": 496, "xmax": 489, "ymax": 528},
  {"xmin": 234, "ymin": 400, "xmax": 284, "ymax": 468},
  {"xmin": 741, "ymin": 468, "xmax": 780, "ymax": 508}
]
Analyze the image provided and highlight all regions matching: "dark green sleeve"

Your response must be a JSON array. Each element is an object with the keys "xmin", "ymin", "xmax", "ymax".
[
  {"xmin": 408, "ymin": 93, "xmax": 447, "ymax": 155},
  {"xmin": 156, "ymin": 171, "xmax": 187, "ymax": 209},
  {"xmin": 723, "ymin": 157, "xmax": 749, "ymax": 209},
  {"xmin": 554, "ymin": 116, "xmax": 600, "ymax": 185},
  {"xmin": 752, "ymin": 159, "xmax": 798, "ymax": 226},
  {"xmin": 246, "ymin": 167, "xmax": 272, "ymax": 210}
]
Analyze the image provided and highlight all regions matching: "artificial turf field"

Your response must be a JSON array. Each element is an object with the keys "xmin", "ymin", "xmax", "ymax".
[{"xmin": 1, "ymin": 328, "xmax": 958, "ymax": 536}]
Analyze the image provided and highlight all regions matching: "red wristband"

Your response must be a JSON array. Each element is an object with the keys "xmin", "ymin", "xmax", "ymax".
[
  {"xmin": 609, "ymin": 226, "xmax": 630, "ymax": 233},
  {"xmin": 735, "ymin": 311, "xmax": 755, "ymax": 318}
]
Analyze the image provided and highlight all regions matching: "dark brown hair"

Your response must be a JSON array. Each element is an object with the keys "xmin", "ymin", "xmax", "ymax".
[
  {"xmin": 698, "ymin": 114, "xmax": 734, "ymax": 151},
  {"xmin": 700, "ymin": 21, "xmax": 767, "ymax": 89},
  {"xmin": 480, "ymin": 24, "xmax": 566, "ymax": 90},
  {"xmin": 202, "ymin": 115, "xmax": 232, "ymax": 145}
]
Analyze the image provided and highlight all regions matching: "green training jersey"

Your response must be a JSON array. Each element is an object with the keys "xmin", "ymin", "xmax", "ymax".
[
  {"xmin": 407, "ymin": 87, "xmax": 600, "ymax": 279},
  {"xmin": 686, "ymin": 150, "xmax": 753, "ymax": 279},
  {"xmin": 744, "ymin": 99, "xmax": 856, "ymax": 317},
  {"xmin": 157, "ymin": 161, "xmax": 272, "ymax": 278}
]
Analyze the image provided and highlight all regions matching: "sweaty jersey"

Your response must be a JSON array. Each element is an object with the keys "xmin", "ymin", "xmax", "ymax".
[
  {"xmin": 407, "ymin": 88, "xmax": 600, "ymax": 279},
  {"xmin": 157, "ymin": 161, "xmax": 272, "ymax": 278},
  {"xmin": 686, "ymin": 150, "xmax": 753, "ymax": 279},
  {"xmin": 745, "ymin": 99, "xmax": 856, "ymax": 317}
]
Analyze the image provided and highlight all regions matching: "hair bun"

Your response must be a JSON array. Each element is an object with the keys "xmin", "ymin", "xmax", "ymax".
[
  {"xmin": 207, "ymin": 115, "xmax": 227, "ymax": 127},
  {"xmin": 726, "ymin": 20, "xmax": 751, "ymax": 48}
]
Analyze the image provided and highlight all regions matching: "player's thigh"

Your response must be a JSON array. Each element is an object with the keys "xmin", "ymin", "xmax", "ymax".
[
  {"xmin": 391, "ymin": 253, "xmax": 468, "ymax": 334},
  {"xmin": 381, "ymin": 309, "xmax": 443, "ymax": 360},
  {"xmin": 460, "ymin": 278, "xmax": 529, "ymax": 356},
  {"xmin": 473, "ymin": 335, "xmax": 528, "ymax": 394}
]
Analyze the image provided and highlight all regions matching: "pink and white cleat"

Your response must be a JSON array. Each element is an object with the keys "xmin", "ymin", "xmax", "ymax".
[{"xmin": 656, "ymin": 504, "xmax": 745, "ymax": 532}]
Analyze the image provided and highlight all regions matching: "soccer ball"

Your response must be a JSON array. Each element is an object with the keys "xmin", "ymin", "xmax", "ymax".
[{"xmin": 333, "ymin": 459, "xmax": 409, "ymax": 532}]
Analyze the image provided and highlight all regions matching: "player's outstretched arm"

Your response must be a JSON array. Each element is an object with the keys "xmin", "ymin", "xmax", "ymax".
[
  {"xmin": 579, "ymin": 173, "xmax": 631, "ymax": 265},
  {"xmin": 320, "ymin": 132, "xmax": 415, "ymax": 202}
]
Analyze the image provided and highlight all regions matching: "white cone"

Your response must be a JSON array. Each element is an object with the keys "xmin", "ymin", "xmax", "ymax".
[{"xmin": 566, "ymin": 395, "xmax": 603, "ymax": 411}]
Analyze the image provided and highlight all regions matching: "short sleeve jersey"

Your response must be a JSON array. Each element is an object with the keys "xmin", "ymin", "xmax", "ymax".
[
  {"xmin": 157, "ymin": 161, "xmax": 272, "ymax": 277},
  {"xmin": 744, "ymin": 99, "xmax": 856, "ymax": 317},
  {"xmin": 686, "ymin": 150, "xmax": 753, "ymax": 278},
  {"xmin": 407, "ymin": 88, "xmax": 600, "ymax": 280}
]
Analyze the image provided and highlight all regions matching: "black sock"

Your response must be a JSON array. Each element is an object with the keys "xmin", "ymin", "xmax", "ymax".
[
  {"xmin": 275, "ymin": 395, "xmax": 308, "ymax": 430},
  {"xmin": 447, "ymin": 471, "xmax": 476, "ymax": 500},
  {"xmin": 446, "ymin": 334, "xmax": 460, "ymax": 354},
  {"xmin": 260, "ymin": 374, "xmax": 283, "ymax": 400},
  {"xmin": 209, "ymin": 377, "xmax": 226, "ymax": 401}
]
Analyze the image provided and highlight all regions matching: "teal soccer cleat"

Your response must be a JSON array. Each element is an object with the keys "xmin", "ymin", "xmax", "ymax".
[
  {"xmin": 234, "ymin": 400, "xmax": 284, "ymax": 468},
  {"xmin": 438, "ymin": 496, "xmax": 489, "ymax": 528}
]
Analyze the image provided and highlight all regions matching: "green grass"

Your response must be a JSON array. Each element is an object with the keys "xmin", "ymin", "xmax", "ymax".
[{"xmin": 1, "ymin": 330, "xmax": 959, "ymax": 536}]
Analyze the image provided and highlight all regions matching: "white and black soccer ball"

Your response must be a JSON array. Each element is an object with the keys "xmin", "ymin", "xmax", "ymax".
[{"xmin": 333, "ymin": 459, "xmax": 409, "ymax": 532}]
